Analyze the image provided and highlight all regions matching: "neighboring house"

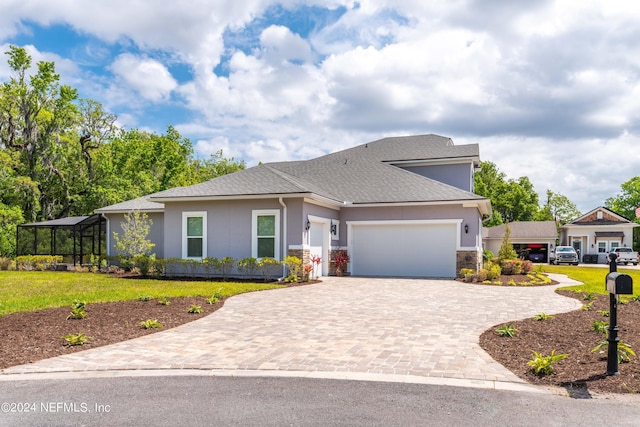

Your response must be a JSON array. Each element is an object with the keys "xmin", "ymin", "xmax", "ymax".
[
  {"xmin": 560, "ymin": 207, "xmax": 639, "ymax": 263},
  {"xmin": 96, "ymin": 134, "xmax": 492, "ymax": 278},
  {"xmin": 482, "ymin": 221, "xmax": 558, "ymax": 263}
]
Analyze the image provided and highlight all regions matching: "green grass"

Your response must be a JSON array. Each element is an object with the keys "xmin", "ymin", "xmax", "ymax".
[
  {"xmin": 543, "ymin": 264, "xmax": 640, "ymax": 298},
  {"xmin": 0, "ymin": 271, "xmax": 284, "ymax": 316}
]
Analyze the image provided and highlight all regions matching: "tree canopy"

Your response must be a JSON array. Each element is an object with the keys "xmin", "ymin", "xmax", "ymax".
[
  {"xmin": 474, "ymin": 162, "xmax": 581, "ymax": 227},
  {"xmin": 0, "ymin": 46, "xmax": 245, "ymax": 257},
  {"xmin": 606, "ymin": 176, "xmax": 640, "ymax": 249}
]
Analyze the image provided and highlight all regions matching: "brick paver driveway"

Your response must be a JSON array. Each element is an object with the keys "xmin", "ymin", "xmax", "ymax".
[{"xmin": 2, "ymin": 276, "xmax": 581, "ymax": 385}]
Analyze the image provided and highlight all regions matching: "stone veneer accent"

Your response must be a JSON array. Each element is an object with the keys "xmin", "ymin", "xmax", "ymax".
[
  {"xmin": 287, "ymin": 248, "xmax": 310, "ymax": 280},
  {"xmin": 456, "ymin": 250, "xmax": 481, "ymax": 275}
]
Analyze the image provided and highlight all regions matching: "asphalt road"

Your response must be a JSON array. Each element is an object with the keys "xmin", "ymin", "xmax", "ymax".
[{"xmin": 1, "ymin": 375, "xmax": 640, "ymax": 426}]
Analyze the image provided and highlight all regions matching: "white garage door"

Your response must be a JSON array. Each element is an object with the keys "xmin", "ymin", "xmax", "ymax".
[{"xmin": 349, "ymin": 222, "xmax": 457, "ymax": 278}]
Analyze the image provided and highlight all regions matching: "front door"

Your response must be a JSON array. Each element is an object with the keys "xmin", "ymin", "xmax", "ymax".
[
  {"xmin": 309, "ymin": 221, "xmax": 329, "ymax": 277},
  {"xmin": 572, "ymin": 239, "xmax": 582, "ymax": 261}
]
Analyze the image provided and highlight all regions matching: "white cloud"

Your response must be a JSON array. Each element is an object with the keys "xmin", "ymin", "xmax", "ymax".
[
  {"xmin": 109, "ymin": 54, "xmax": 177, "ymax": 102},
  {"xmin": 3, "ymin": 0, "xmax": 640, "ymax": 211},
  {"xmin": 259, "ymin": 25, "xmax": 313, "ymax": 64}
]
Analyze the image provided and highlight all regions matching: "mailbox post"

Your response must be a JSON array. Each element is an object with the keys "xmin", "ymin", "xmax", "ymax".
[{"xmin": 605, "ymin": 253, "xmax": 633, "ymax": 376}]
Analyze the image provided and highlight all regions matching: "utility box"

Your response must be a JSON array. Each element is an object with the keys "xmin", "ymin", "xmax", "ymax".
[{"xmin": 606, "ymin": 272, "xmax": 633, "ymax": 295}]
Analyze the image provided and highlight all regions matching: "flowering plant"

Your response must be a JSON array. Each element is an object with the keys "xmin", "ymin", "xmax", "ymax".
[
  {"xmin": 332, "ymin": 251, "xmax": 349, "ymax": 276},
  {"xmin": 310, "ymin": 255, "xmax": 322, "ymax": 279},
  {"xmin": 304, "ymin": 264, "xmax": 314, "ymax": 281}
]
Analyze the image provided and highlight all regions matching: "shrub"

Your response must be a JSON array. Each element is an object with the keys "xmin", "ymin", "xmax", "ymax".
[
  {"xmin": 133, "ymin": 254, "xmax": 155, "ymax": 276},
  {"xmin": 139, "ymin": 319, "xmax": 163, "ymax": 329},
  {"xmin": 15, "ymin": 255, "xmax": 63, "ymax": 270},
  {"xmin": 486, "ymin": 263, "xmax": 501, "ymax": 280},
  {"xmin": 257, "ymin": 257, "xmax": 281, "ymax": 282},
  {"xmin": 218, "ymin": 257, "xmax": 236, "ymax": 280},
  {"xmin": 520, "ymin": 260, "xmax": 534, "ymax": 274},
  {"xmin": 496, "ymin": 323, "xmax": 518, "ymax": 337},
  {"xmin": 482, "ymin": 250, "xmax": 494, "ymax": 265},
  {"xmin": 591, "ymin": 319, "xmax": 609, "ymax": 335},
  {"xmin": 528, "ymin": 350, "xmax": 568, "ymax": 376},
  {"xmin": 500, "ymin": 259, "xmax": 523, "ymax": 275},
  {"xmin": 237, "ymin": 257, "xmax": 258, "ymax": 278},
  {"xmin": 66, "ymin": 301, "xmax": 87, "ymax": 320},
  {"xmin": 459, "ymin": 268, "xmax": 474, "ymax": 278},
  {"xmin": 283, "ymin": 256, "xmax": 303, "ymax": 282},
  {"xmin": 188, "ymin": 304, "xmax": 203, "ymax": 314},
  {"xmin": 534, "ymin": 312, "xmax": 553, "ymax": 321},
  {"xmin": 581, "ymin": 302, "xmax": 593, "ymax": 311},
  {"xmin": 137, "ymin": 295, "xmax": 152, "ymax": 301},
  {"xmin": 0, "ymin": 257, "xmax": 12, "ymax": 270},
  {"xmin": 592, "ymin": 340, "xmax": 636, "ymax": 363},
  {"xmin": 157, "ymin": 297, "xmax": 171, "ymax": 306},
  {"xmin": 62, "ymin": 333, "xmax": 92, "ymax": 346},
  {"xmin": 475, "ymin": 269, "xmax": 489, "ymax": 282}
]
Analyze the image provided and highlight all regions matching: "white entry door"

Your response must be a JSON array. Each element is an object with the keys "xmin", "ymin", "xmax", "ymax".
[{"xmin": 309, "ymin": 220, "xmax": 329, "ymax": 277}]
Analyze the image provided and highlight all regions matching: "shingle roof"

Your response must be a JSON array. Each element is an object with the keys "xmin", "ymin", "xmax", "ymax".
[
  {"xmin": 95, "ymin": 196, "xmax": 164, "ymax": 213},
  {"xmin": 483, "ymin": 221, "xmax": 558, "ymax": 240},
  {"xmin": 99, "ymin": 134, "xmax": 489, "ymax": 211},
  {"xmin": 148, "ymin": 134, "xmax": 485, "ymax": 205}
]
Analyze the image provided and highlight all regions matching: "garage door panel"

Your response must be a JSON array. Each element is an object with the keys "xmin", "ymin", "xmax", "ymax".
[{"xmin": 350, "ymin": 223, "xmax": 457, "ymax": 278}]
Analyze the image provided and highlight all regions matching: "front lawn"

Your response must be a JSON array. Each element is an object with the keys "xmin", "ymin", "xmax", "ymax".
[
  {"xmin": 0, "ymin": 271, "xmax": 284, "ymax": 316},
  {"xmin": 543, "ymin": 264, "xmax": 640, "ymax": 298}
]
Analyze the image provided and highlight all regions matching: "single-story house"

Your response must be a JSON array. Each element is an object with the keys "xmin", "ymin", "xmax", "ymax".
[
  {"xmin": 96, "ymin": 134, "xmax": 492, "ymax": 278},
  {"xmin": 560, "ymin": 207, "xmax": 639, "ymax": 263},
  {"xmin": 482, "ymin": 221, "xmax": 558, "ymax": 263}
]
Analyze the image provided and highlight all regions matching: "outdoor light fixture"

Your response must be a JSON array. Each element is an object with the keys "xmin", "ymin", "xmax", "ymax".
[
  {"xmin": 305, "ymin": 219, "xmax": 310, "ymax": 231},
  {"xmin": 464, "ymin": 224, "xmax": 469, "ymax": 234},
  {"xmin": 331, "ymin": 220, "xmax": 337, "ymax": 235}
]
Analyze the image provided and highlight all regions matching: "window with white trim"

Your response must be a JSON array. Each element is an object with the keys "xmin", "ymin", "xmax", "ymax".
[
  {"xmin": 182, "ymin": 212, "xmax": 207, "ymax": 259},
  {"xmin": 252, "ymin": 210, "xmax": 280, "ymax": 259},
  {"xmin": 597, "ymin": 241, "xmax": 607, "ymax": 253},
  {"xmin": 610, "ymin": 241, "xmax": 620, "ymax": 251}
]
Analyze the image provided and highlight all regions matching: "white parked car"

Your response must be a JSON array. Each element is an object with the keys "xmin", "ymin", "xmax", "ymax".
[{"xmin": 549, "ymin": 246, "xmax": 579, "ymax": 265}]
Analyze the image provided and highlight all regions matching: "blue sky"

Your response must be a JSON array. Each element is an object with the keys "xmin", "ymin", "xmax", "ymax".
[{"xmin": 1, "ymin": 1, "xmax": 640, "ymax": 213}]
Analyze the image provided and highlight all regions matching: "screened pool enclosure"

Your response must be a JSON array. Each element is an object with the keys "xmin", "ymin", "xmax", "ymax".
[{"xmin": 16, "ymin": 214, "xmax": 107, "ymax": 265}]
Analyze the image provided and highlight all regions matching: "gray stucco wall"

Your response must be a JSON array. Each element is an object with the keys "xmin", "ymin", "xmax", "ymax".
[
  {"xmin": 163, "ymin": 198, "xmax": 301, "ymax": 260},
  {"xmin": 399, "ymin": 163, "xmax": 473, "ymax": 192}
]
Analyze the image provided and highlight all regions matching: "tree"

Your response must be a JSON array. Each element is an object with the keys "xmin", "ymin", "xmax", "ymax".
[
  {"xmin": 606, "ymin": 176, "xmax": 640, "ymax": 221},
  {"xmin": 0, "ymin": 48, "xmax": 246, "ymax": 231},
  {"xmin": 535, "ymin": 190, "xmax": 581, "ymax": 225},
  {"xmin": 474, "ymin": 162, "xmax": 539, "ymax": 224},
  {"xmin": 606, "ymin": 176, "xmax": 640, "ymax": 250},
  {"xmin": 497, "ymin": 224, "xmax": 518, "ymax": 261},
  {"xmin": 0, "ymin": 45, "xmax": 78, "ymax": 220},
  {"xmin": 112, "ymin": 211, "xmax": 155, "ymax": 258}
]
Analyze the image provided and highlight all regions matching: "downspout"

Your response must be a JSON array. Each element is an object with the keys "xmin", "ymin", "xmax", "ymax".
[{"xmin": 279, "ymin": 197, "xmax": 287, "ymax": 280}]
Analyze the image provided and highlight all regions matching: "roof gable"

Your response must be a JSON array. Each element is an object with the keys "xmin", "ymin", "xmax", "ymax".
[{"xmin": 568, "ymin": 206, "xmax": 634, "ymax": 226}]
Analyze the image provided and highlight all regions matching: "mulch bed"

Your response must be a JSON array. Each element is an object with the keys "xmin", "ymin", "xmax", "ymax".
[
  {"xmin": 480, "ymin": 289, "xmax": 640, "ymax": 396},
  {"xmin": 0, "ymin": 296, "xmax": 224, "ymax": 370}
]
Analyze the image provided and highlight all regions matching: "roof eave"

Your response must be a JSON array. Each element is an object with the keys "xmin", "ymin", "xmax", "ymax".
[{"xmin": 96, "ymin": 207, "xmax": 165, "ymax": 214}]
